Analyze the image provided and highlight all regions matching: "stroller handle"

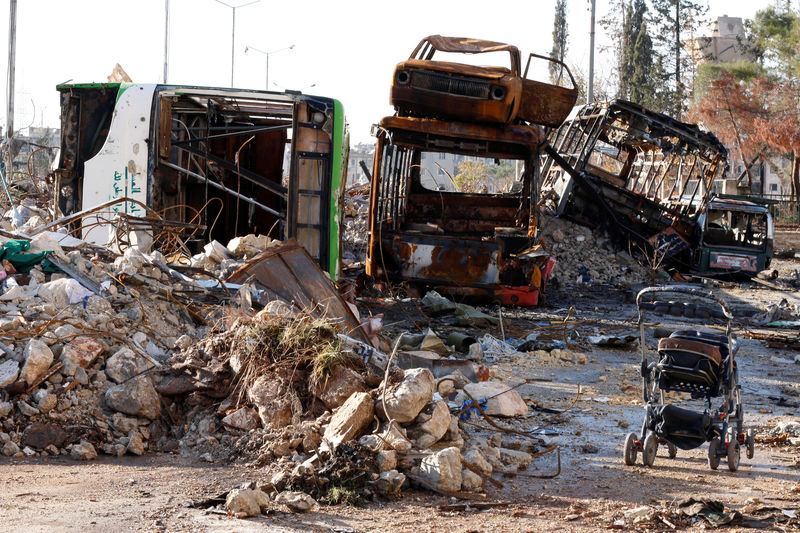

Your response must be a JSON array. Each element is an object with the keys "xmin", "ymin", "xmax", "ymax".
[{"xmin": 636, "ymin": 286, "xmax": 734, "ymax": 320}]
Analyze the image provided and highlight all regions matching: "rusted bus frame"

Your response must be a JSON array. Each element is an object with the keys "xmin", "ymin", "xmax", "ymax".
[{"xmin": 541, "ymin": 104, "xmax": 608, "ymax": 187}]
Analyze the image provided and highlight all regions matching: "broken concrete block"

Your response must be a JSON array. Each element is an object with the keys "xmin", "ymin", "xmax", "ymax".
[
  {"xmin": 70, "ymin": 441, "xmax": 97, "ymax": 461},
  {"xmin": 372, "ymin": 469, "xmax": 406, "ymax": 495},
  {"xmin": 376, "ymin": 450, "xmax": 397, "ymax": 472},
  {"xmin": 376, "ymin": 367, "xmax": 434, "ymax": 424},
  {"xmin": 104, "ymin": 375, "xmax": 162, "ymax": 420},
  {"xmin": 248, "ymin": 376, "xmax": 292, "ymax": 429},
  {"xmin": 463, "ymin": 448, "xmax": 492, "ymax": 475},
  {"xmin": 462, "ymin": 381, "xmax": 528, "ymax": 417},
  {"xmin": 322, "ymin": 392, "xmax": 374, "ymax": 449},
  {"xmin": 312, "ymin": 365, "xmax": 368, "ymax": 410},
  {"xmin": 222, "ymin": 407, "xmax": 260, "ymax": 431},
  {"xmin": 497, "ymin": 447, "xmax": 533, "ymax": 469},
  {"xmin": 378, "ymin": 422, "xmax": 412, "ymax": 453},
  {"xmin": 275, "ymin": 491, "xmax": 315, "ymax": 512},
  {"xmin": 111, "ymin": 413, "xmax": 139, "ymax": 435},
  {"xmin": 104, "ymin": 347, "xmax": 148, "ymax": 383},
  {"xmin": 18, "ymin": 401, "xmax": 39, "ymax": 417},
  {"xmin": 419, "ymin": 447, "xmax": 462, "ymax": 493},
  {"xmin": 37, "ymin": 393, "xmax": 57, "ymax": 414},
  {"xmin": 203, "ymin": 240, "xmax": 229, "ymax": 264},
  {"xmin": 60, "ymin": 336, "xmax": 104, "ymax": 368},
  {"xmin": 461, "ymin": 469, "xmax": 483, "ymax": 492},
  {"xmin": 20, "ymin": 339, "xmax": 53, "ymax": 385},
  {"xmin": 0, "ymin": 359, "xmax": 20, "ymax": 388},
  {"xmin": 407, "ymin": 400, "xmax": 450, "ymax": 448},
  {"xmin": 126, "ymin": 431, "xmax": 145, "ymax": 456},
  {"xmin": 225, "ymin": 488, "xmax": 270, "ymax": 518},
  {"xmin": 2, "ymin": 440, "xmax": 20, "ymax": 456},
  {"xmin": 226, "ymin": 234, "xmax": 271, "ymax": 258}
]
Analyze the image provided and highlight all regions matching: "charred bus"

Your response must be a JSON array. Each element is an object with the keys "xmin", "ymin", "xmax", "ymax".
[
  {"xmin": 56, "ymin": 83, "xmax": 348, "ymax": 278},
  {"xmin": 539, "ymin": 99, "xmax": 773, "ymax": 278}
]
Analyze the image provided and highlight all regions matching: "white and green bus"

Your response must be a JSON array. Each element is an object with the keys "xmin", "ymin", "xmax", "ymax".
[{"xmin": 56, "ymin": 83, "xmax": 348, "ymax": 278}]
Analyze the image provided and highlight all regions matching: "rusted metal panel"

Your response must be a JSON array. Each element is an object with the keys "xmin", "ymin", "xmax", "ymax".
[
  {"xmin": 519, "ymin": 54, "xmax": 578, "ymax": 128},
  {"xmin": 227, "ymin": 240, "xmax": 368, "ymax": 342}
]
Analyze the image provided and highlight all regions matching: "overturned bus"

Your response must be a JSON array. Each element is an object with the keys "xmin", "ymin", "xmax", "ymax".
[
  {"xmin": 539, "ymin": 99, "xmax": 772, "ymax": 277},
  {"xmin": 56, "ymin": 83, "xmax": 348, "ymax": 278},
  {"xmin": 365, "ymin": 116, "xmax": 554, "ymax": 305}
]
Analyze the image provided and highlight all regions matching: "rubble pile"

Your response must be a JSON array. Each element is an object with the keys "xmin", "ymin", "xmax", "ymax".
[
  {"xmin": 0, "ymin": 223, "xmax": 284, "ymax": 460},
  {"xmin": 342, "ymin": 184, "xmax": 369, "ymax": 266},
  {"xmin": 164, "ymin": 312, "xmax": 549, "ymax": 513},
  {"xmin": 539, "ymin": 215, "xmax": 650, "ymax": 286}
]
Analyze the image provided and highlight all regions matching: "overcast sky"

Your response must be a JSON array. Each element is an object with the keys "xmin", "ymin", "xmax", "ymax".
[{"xmin": 0, "ymin": 0, "xmax": 767, "ymax": 145}]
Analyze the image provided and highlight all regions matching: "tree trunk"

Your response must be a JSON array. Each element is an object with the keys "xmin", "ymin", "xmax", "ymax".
[{"xmin": 792, "ymin": 151, "xmax": 800, "ymax": 212}]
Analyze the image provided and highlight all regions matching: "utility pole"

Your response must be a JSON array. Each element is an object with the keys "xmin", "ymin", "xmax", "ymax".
[
  {"xmin": 588, "ymin": 0, "xmax": 596, "ymax": 104},
  {"xmin": 245, "ymin": 44, "xmax": 295, "ymax": 90},
  {"xmin": 163, "ymin": 0, "xmax": 169, "ymax": 84},
  {"xmin": 6, "ymin": 0, "xmax": 17, "ymax": 143},
  {"xmin": 215, "ymin": 0, "xmax": 260, "ymax": 88}
]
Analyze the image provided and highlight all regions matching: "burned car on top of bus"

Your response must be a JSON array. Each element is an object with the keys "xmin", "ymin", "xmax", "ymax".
[{"xmin": 390, "ymin": 35, "xmax": 577, "ymax": 127}]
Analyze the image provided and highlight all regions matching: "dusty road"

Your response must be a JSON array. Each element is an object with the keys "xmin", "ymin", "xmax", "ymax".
[{"xmin": 1, "ymin": 266, "xmax": 799, "ymax": 532}]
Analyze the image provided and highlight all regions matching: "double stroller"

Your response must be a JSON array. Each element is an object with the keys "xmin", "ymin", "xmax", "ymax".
[{"xmin": 623, "ymin": 286, "xmax": 754, "ymax": 472}]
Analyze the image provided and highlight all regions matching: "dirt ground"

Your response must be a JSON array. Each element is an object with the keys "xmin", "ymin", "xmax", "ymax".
[{"xmin": 2, "ymin": 261, "xmax": 799, "ymax": 532}]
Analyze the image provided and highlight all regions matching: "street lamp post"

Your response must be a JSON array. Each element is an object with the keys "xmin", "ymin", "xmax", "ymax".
[
  {"xmin": 215, "ymin": 0, "xmax": 259, "ymax": 87},
  {"xmin": 245, "ymin": 44, "xmax": 295, "ymax": 90}
]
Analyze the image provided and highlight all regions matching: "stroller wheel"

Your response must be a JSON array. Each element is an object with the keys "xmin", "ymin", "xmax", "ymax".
[
  {"xmin": 746, "ymin": 428, "xmax": 755, "ymax": 459},
  {"xmin": 727, "ymin": 432, "xmax": 741, "ymax": 472},
  {"xmin": 667, "ymin": 442, "xmax": 677, "ymax": 459},
  {"xmin": 708, "ymin": 437, "xmax": 721, "ymax": 470},
  {"xmin": 623, "ymin": 432, "xmax": 638, "ymax": 466},
  {"xmin": 643, "ymin": 433, "xmax": 657, "ymax": 467}
]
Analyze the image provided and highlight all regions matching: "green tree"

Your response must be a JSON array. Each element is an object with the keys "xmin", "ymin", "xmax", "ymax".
[
  {"xmin": 630, "ymin": 21, "xmax": 658, "ymax": 107},
  {"xmin": 648, "ymin": 0, "xmax": 709, "ymax": 118},
  {"xmin": 550, "ymin": 0, "xmax": 569, "ymax": 83}
]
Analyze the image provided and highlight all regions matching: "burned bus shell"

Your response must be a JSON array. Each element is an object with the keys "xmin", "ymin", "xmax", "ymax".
[
  {"xmin": 366, "ymin": 115, "xmax": 553, "ymax": 305},
  {"xmin": 56, "ymin": 83, "xmax": 347, "ymax": 278}
]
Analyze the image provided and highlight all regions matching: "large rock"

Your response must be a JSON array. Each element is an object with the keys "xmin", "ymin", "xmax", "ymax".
[
  {"xmin": 274, "ymin": 491, "xmax": 315, "ymax": 512},
  {"xmin": 461, "ymin": 469, "xmax": 483, "ymax": 491},
  {"xmin": 312, "ymin": 365, "xmax": 368, "ymax": 410},
  {"xmin": 407, "ymin": 400, "xmax": 450, "ymax": 448},
  {"xmin": 60, "ymin": 336, "xmax": 105, "ymax": 368},
  {"xmin": 372, "ymin": 469, "xmax": 406, "ymax": 495},
  {"xmin": 20, "ymin": 339, "xmax": 53, "ymax": 385},
  {"xmin": 248, "ymin": 376, "xmax": 292, "ymax": 429},
  {"xmin": 104, "ymin": 376, "xmax": 162, "ymax": 420},
  {"xmin": 70, "ymin": 441, "xmax": 97, "ymax": 461},
  {"xmin": 222, "ymin": 407, "xmax": 260, "ymax": 431},
  {"xmin": 376, "ymin": 368, "xmax": 434, "ymax": 424},
  {"xmin": 462, "ymin": 381, "xmax": 528, "ymax": 417},
  {"xmin": 419, "ymin": 447, "xmax": 462, "ymax": 493},
  {"xmin": 105, "ymin": 347, "xmax": 148, "ymax": 383},
  {"xmin": 0, "ymin": 359, "xmax": 20, "ymax": 388},
  {"xmin": 322, "ymin": 392, "xmax": 374, "ymax": 449},
  {"xmin": 225, "ymin": 488, "xmax": 270, "ymax": 518},
  {"xmin": 23, "ymin": 422, "xmax": 69, "ymax": 449}
]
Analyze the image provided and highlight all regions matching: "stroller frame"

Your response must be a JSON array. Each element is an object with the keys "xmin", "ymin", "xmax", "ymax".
[{"xmin": 623, "ymin": 286, "xmax": 754, "ymax": 472}]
